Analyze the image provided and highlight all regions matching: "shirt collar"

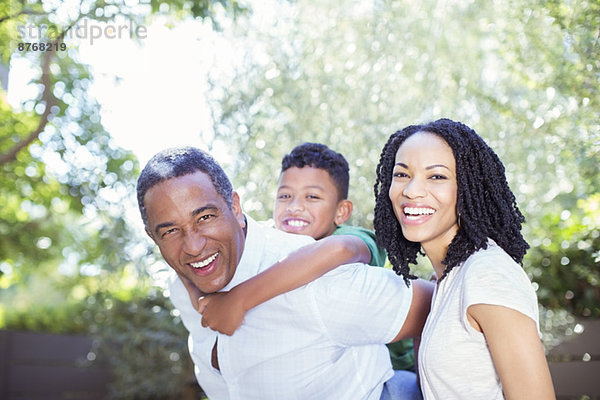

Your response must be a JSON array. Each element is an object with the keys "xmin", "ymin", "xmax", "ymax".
[{"xmin": 221, "ymin": 214, "xmax": 264, "ymax": 291}]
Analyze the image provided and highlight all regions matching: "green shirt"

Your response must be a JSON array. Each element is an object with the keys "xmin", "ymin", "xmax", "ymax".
[
  {"xmin": 332, "ymin": 225, "xmax": 387, "ymax": 267},
  {"xmin": 332, "ymin": 224, "xmax": 415, "ymax": 371}
]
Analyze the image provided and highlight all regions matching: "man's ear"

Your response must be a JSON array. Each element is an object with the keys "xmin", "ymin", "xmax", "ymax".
[
  {"xmin": 334, "ymin": 199, "xmax": 353, "ymax": 225},
  {"xmin": 231, "ymin": 191, "xmax": 245, "ymax": 228}
]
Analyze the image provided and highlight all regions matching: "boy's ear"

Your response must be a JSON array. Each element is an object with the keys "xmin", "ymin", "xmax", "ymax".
[{"xmin": 334, "ymin": 199, "xmax": 353, "ymax": 225}]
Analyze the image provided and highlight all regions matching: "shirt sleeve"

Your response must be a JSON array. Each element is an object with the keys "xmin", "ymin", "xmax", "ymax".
[
  {"xmin": 461, "ymin": 251, "xmax": 539, "ymax": 332},
  {"xmin": 168, "ymin": 272, "xmax": 205, "ymax": 334},
  {"xmin": 308, "ymin": 263, "xmax": 413, "ymax": 346},
  {"xmin": 333, "ymin": 225, "xmax": 388, "ymax": 267}
]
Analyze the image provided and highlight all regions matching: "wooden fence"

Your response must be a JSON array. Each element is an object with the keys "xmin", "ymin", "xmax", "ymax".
[
  {"xmin": 0, "ymin": 330, "xmax": 109, "ymax": 400},
  {"xmin": 1, "ymin": 322, "xmax": 599, "ymax": 400},
  {"xmin": 548, "ymin": 319, "xmax": 600, "ymax": 400}
]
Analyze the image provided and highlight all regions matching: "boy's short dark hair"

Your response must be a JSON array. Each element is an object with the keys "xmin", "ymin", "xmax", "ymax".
[{"xmin": 281, "ymin": 142, "xmax": 349, "ymax": 200}]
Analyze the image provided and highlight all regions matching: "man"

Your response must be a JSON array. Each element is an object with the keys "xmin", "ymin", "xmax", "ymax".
[{"xmin": 137, "ymin": 147, "xmax": 432, "ymax": 399}]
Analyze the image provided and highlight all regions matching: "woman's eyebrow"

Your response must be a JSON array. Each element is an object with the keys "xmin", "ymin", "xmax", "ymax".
[{"xmin": 426, "ymin": 164, "xmax": 450, "ymax": 170}]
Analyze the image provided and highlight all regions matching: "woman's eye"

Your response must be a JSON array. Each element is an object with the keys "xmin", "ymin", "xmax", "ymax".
[
  {"xmin": 393, "ymin": 172, "xmax": 408, "ymax": 178},
  {"xmin": 430, "ymin": 174, "xmax": 447, "ymax": 180}
]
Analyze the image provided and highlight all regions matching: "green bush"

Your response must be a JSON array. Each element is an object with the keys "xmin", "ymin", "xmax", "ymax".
[
  {"xmin": 3, "ymin": 287, "xmax": 205, "ymax": 400},
  {"xmin": 524, "ymin": 194, "xmax": 600, "ymax": 318}
]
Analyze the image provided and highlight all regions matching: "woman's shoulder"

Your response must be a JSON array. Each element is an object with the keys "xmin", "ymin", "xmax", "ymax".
[{"xmin": 462, "ymin": 239, "xmax": 529, "ymax": 284}]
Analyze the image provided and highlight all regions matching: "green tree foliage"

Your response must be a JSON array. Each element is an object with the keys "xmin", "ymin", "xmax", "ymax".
[
  {"xmin": 207, "ymin": 0, "xmax": 599, "ymax": 319},
  {"xmin": 0, "ymin": 1, "xmax": 242, "ymax": 398}
]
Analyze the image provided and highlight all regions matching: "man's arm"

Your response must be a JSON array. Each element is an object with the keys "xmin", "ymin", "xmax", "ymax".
[
  {"xmin": 194, "ymin": 235, "xmax": 371, "ymax": 335},
  {"xmin": 389, "ymin": 279, "xmax": 434, "ymax": 342}
]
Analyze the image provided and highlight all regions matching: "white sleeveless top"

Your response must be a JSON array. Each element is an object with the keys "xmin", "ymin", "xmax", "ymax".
[{"xmin": 418, "ymin": 240, "xmax": 539, "ymax": 399}]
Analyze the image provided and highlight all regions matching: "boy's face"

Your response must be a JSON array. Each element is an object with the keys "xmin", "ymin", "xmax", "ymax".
[{"xmin": 274, "ymin": 166, "xmax": 347, "ymax": 240}]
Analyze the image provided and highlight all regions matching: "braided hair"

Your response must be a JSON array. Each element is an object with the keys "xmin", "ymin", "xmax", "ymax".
[{"xmin": 373, "ymin": 118, "xmax": 529, "ymax": 284}]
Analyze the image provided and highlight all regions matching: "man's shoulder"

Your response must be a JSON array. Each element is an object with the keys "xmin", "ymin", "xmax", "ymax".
[
  {"xmin": 247, "ymin": 216, "xmax": 315, "ymax": 269},
  {"xmin": 252, "ymin": 218, "xmax": 315, "ymax": 248}
]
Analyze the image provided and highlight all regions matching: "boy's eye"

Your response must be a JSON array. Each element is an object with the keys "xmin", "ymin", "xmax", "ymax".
[
  {"xmin": 306, "ymin": 194, "xmax": 321, "ymax": 200},
  {"xmin": 277, "ymin": 193, "xmax": 291, "ymax": 200}
]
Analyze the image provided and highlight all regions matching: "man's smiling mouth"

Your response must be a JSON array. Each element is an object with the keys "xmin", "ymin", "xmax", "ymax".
[{"xmin": 190, "ymin": 252, "xmax": 219, "ymax": 269}]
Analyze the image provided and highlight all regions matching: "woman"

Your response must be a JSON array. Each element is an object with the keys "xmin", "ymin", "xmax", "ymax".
[{"xmin": 373, "ymin": 118, "xmax": 555, "ymax": 399}]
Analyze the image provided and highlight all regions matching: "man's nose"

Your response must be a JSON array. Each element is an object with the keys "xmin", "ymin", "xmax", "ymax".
[{"xmin": 182, "ymin": 228, "xmax": 207, "ymax": 256}]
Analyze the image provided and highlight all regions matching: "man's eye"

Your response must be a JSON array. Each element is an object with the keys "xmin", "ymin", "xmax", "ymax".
[
  {"xmin": 198, "ymin": 214, "xmax": 215, "ymax": 222},
  {"xmin": 161, "ymin": 228, "xmax": 178, "ymax": 238}
]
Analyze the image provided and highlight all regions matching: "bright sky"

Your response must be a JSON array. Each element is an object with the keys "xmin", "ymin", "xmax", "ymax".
[
  {"xmin": 6, "ymin": 14, "xmax": 246, "ymax": 278},
  {"xmin": 8, "ymin": 15, "xmax": 235, "ymax": 167},
  {"xmin": 81, "ymin": 19, "xmax": 215, "ymax": 166}
]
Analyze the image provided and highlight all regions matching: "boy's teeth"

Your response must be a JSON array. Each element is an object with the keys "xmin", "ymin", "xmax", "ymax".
[
  {"xmin": 287, "ymin": 219, "xmax": 308, "ymax": 227},
  {"xmin": 404, "ymin": 207, "xmax": 435, "ymax": 216},
  {"xmin": 191, "ymin": 253, "xmax": 218, "ymax": 269}
]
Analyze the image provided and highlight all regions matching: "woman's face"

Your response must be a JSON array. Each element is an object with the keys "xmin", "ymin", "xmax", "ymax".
[{"xmin": 388, "ymin": 131, "xmax": 459, "ymax": 251}]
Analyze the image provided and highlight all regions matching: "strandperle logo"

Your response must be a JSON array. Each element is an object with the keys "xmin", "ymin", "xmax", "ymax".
[{"xmin": 16, "ymin": 18, "xmax": 148, "ymax": 45}]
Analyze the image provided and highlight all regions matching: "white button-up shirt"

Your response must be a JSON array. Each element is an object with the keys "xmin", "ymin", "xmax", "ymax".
[{"xmin": 169, "ymin": 215, "xmax": 413, "ymax": 399}]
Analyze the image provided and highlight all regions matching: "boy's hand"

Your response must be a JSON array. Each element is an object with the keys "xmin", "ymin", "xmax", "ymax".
[{"xmin": 198, "ymin": 289, "xmax": 248, "ymax": 336}]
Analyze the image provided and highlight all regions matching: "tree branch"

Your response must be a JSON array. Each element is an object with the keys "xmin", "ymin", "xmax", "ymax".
[
  {"xmin": 0, "ymin": 27, "xmax": 71, "ymax": 167},
  {"xmin": 0, "ymin": 10, "xmax": 45, "ymax": 25}
]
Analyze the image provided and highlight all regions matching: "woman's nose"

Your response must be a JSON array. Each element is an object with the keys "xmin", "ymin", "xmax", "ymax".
[{"xmin": 402, "ymin": 178, "xmax": 426, "ymax": 199}]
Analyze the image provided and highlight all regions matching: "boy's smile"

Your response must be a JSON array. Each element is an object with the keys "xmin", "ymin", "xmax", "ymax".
[{"xmin": 274, "ymin": 166, "xmax": 348, "ymax": 240}]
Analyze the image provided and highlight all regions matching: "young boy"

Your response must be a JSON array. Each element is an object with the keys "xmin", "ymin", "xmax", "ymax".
[
  {"xmin": 273, "ymin": 143, "xmax": 415, "ymax": 372},
  {"xmin": 273, "ymin": 142, "xmax": 387, "ymax": 266}
]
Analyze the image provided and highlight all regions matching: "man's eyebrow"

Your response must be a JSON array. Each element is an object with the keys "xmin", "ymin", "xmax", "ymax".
[
  {"xmin": 191, "ymin": 205, "xmax": 219, "ymax": 217},
  {"xmin": 154, "ymin": 221, "xmax": 174, "ymax": 235},
  {"xmin": 154, "ymin": 205, "xmax": 219, "ymax": 235}
]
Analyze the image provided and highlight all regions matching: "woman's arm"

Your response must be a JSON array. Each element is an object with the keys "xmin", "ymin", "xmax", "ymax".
[
  {"xmin": 196, "ymin": 234, "xmax": 371, "ymax": 335},
  {"xmin": 468, "ymin": 304, "xmax": 555, "ymax": 400}
]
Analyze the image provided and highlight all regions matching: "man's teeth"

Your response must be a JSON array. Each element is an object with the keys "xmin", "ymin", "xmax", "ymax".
[
  {"xmin": 287, "ymin": 219, "xmax": 308, "ymax": 227},
  {"xmin": 404, "ymin": 207, "xmax": 435, "ymax": 216},
  {"xmin": 191, "ymin": 253, "xmax": 218, "ymax": 269}
]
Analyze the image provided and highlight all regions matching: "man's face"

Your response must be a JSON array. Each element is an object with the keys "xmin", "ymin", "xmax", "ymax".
[
  {"xmin": 144, "ymin": 171, "xmax": 246, "ymax": 294},
  {"xmin": 274, "ymin": 166, "xmax": 345, "ymax": 240}
]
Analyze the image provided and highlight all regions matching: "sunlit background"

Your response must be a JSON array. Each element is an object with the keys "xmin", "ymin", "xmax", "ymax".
[{"xmin": 1, "ymin": 0, "xmax": 598, "ymax": 398}]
